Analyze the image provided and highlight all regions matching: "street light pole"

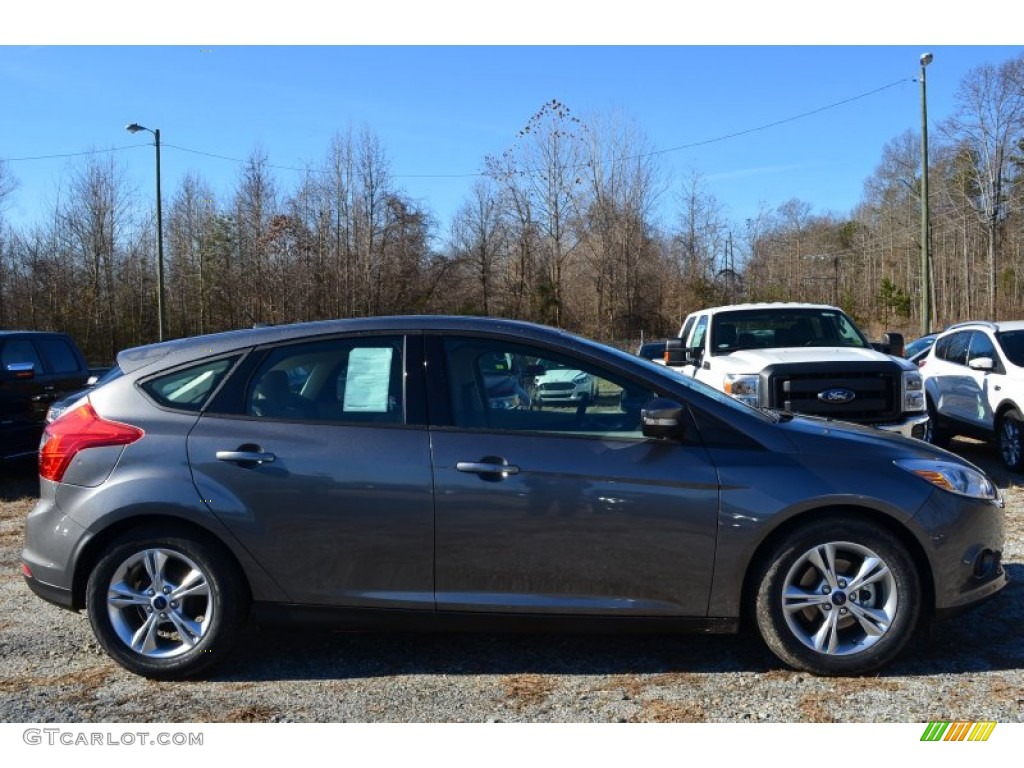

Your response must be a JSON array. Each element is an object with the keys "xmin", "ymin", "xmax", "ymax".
[
  {"xmin": 126, "ymin": 123, "xmax": 166, "ymax": 342},
  {"xmin": 919, "ymin": 53, "xmax": 933, "ymax": 336}
]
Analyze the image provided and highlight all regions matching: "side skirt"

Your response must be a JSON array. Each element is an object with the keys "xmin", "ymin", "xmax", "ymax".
[{"xmin": 251, "ymin": 603, "xmax": 739, "ymax": 635}]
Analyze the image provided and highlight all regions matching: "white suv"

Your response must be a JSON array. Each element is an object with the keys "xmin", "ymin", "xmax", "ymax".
[{"xmin": 920, "ymin": 320, "xmax": 1024, "ymax": 470}]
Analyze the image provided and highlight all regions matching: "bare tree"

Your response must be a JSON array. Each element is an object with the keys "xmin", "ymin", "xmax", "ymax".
[
  {"xmin": 942, "ymin": 53, "xmax": 1024, "ymax": 317},
  {"xmin": 166, "ymin": 172, "xmax": 218, "ymax": 336},
  {"xmin": 233, "ymin": 148, "xmax": 278, "ymax": 325},
  {"xmin": 486, "ymin": 100, "xmax": 589, "ymax": 327},
  {"xmin": 57, "ymin": 155, "xmax": 136, "ymax": 359},
  {"xmin": 448, "ymin": 179, "xmax": 505, "ymax": 316}
]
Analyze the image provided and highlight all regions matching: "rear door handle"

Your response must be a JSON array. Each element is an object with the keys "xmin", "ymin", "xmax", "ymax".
[{"xmin": 216, "ymin": 450, "xmax": 276, "ymax": 465}]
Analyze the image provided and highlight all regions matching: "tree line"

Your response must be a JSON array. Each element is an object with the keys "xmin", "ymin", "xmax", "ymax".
[{"xmin": 1, "ymin": 54, "xmax": 1023, "ymax": 364}]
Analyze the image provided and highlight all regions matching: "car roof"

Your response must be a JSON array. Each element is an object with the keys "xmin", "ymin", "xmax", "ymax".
[
  {"xmin": 115, "ymin": 316, "xmax": 595, "ymax": 375},
  {"xmin": 941, "ymin": 320, "xmax": 1024, "ymax": 334},
  {"xmin": 693, "ymin": 302, "xmax": 842, "ymax": 315},
  {"xmin": 0, "ymin": 330, "xmax": 73, "ymax": 337}
]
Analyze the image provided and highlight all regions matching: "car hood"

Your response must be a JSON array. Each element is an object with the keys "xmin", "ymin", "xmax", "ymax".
[
  {"xmin": 537, "ymin": 369, "xmax": 586, "ymax": 383},
  {"xmin": 713, "ymin": 347, "xmax": 905, "ymax": 369},
  {"xmin": 777, "ymin": 412, "xmax": 975, "ymax": 466}
]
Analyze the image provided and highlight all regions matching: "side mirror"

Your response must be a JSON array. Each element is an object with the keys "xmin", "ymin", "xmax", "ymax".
[
  {"xmin": 665, "ymin": 338, "xmax": 687, "ymax": 366},
  {"xmin": 881, "ymin": 332, "xmax": 905, "ymax": 357},
  {"xmin": 641, "ymin": 397, "xmax": 686, "ymax": 440},
  {"xmin": 968, "ymin": 356, "xmax": 995, "ymax": 372}
]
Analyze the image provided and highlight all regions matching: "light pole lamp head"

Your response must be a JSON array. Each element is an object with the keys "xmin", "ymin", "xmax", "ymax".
[
  {"xmin": 920, "ymin": 52, "xmax": 933, "ymax": 67},
  {"xmin": 125, "ymin": 123, "xmax": 148, "ymax": 134}
]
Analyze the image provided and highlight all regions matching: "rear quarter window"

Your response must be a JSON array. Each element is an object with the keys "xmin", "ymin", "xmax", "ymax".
[
  {"xmin": 141, "ymin": 357, "xmax": 238, "ymax": 411},
  {"xmin": 37, "ymin": 337, "xmax": 82, "ymax": 374}
]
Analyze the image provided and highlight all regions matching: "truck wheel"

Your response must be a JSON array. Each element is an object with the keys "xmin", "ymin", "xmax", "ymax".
[
  {"xmin": 753, "ymin": 519, "xmax": 920, "ymax": 676},
  {"xmin": 998, "ymin": 409, "xmax": 1024, "ymax": 471}
]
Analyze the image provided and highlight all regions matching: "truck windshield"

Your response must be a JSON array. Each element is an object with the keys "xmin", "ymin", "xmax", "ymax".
[{"xmin": 711, "ymin": 308, "xmax": 871, "ymax": 353}]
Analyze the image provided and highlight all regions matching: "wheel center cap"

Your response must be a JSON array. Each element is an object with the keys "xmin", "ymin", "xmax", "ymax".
[
  {"xmin": 831, "ymin": 591, "xmax": 847, "ymax": 606},
  {"xmin": 152, "ymin": 596, "xmax": 168, "ymax": 611}
]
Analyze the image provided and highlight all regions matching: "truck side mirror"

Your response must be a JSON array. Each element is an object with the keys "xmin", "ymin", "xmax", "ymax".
[
  {"xmin": 665, "ymin": 339, "xmax": 687, "ymax": 366},
  {"xmin": 881, "ymin": 332, "xmax": 904, "ymax": 357}
]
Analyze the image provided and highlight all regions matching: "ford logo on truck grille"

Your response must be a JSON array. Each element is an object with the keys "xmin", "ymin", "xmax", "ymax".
[{"xmin": 818, "ymin": 387, "xmax": 856, "ymax": 404}]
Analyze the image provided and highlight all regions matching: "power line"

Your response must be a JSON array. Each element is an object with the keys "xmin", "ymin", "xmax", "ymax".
[
  {"xmin": 2, "ymin": 144, "xmax": 142, "ymax": 162},
  {"xmin": 641, "ymin": 78, "xmax": 912, "ymax": 158},
  {"xmin": 0, "ymin": 77, "xmax": 914, "ymax": 177}
]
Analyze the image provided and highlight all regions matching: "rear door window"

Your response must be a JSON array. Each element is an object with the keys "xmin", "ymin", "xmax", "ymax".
[
  {"xmin": 937, "ymin": 331, "xmax": 970, "ymax": 366},
  {"xmin": 246, "ymin": 337, "xmax": 405, "ymax": 424}
]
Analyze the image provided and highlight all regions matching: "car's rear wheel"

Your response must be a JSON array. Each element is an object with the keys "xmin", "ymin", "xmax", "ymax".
[
  {"xmin": 998, "ymin": 408, "xmax": 1024, "ymax": 471},
  {"xmin": 86, "ymin": 527, "xmax": 249, "ymax": 680},
  {"xmin": 753, "ymin": 519, "xmax": 920, "ymax": 676}
]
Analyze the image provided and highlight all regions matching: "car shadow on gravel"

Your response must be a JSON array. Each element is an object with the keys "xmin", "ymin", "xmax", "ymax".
[
  {"xmin": 216, "ymin": 627, "xmax": 780, "ymax": 683},
  {"xmin": 211, "ymin": 562, "xmax": 1023, "ymax": 684}
]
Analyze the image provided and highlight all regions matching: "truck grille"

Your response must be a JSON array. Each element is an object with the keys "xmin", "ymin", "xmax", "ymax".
[{"xmin": 762, "ymin": 362, "xmax": 901, "ymax": 424}]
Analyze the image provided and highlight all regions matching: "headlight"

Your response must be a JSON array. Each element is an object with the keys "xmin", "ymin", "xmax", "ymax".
[
  {"xmin": 903, "ymin": 370, "xmax": 925, "ymax": 412},
  {"xmin": 723, "ymin": 374, "xmax": 759, "ymax": 407},
  {"xmin": 895, "ymin": 459, "xmax": 999, "ymax": 500}
]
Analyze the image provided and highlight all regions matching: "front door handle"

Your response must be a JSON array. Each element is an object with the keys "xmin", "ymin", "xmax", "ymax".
[
  {"xmin": 216, "ymin": 450, "xmax": 276, "ymax": 465},
  {"xmin": 456, "ymin": 456, "xmax": 520, "ymax": 480}
]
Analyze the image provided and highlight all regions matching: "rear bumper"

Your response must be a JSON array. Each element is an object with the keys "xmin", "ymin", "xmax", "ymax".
[{"xmin": 22, "ymin": 571, "xmax": 76, "ymax": 610}]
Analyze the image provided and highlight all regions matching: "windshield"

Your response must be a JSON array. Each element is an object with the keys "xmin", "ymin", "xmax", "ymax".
[{"xmin": 711, "ymin": 308, "xmax": 871, "ymax": 353}]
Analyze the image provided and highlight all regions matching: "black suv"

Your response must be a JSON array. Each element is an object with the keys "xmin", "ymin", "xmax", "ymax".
[{"xmin": 1, "ymin": 331, "xmax": 90, "ymax": 461}]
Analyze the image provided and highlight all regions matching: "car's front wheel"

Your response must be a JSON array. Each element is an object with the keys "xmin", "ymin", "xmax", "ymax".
[
  {"xmin": 753, "ymin": 519, "xmax": 921, "ymax": 676},
  {"xmin": 998, "ymin": 408, "xmax": 1024, "ymax": 471},
  {"xmin": 86, "ymin": 527, "xmax": 249, "ymax": 680}
]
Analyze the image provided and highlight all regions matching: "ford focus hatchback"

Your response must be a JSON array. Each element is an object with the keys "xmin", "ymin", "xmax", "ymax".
[{"xmin": 22, "ymin": 317, "xmax": 1007, "ymax": 679}]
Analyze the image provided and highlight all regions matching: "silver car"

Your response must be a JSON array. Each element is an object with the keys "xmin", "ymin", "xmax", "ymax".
[{"xmin": 22, "ymin": 316, "xmax": 1007, "ymax": 679}]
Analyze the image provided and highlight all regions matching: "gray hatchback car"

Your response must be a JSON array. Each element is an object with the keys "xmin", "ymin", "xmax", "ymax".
[{"xmin": 22, "ymin": 316, "xmax": 1007, "ymax": 679}]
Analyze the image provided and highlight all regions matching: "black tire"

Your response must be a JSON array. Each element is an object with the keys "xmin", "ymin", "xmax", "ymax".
[
  {"xmin": 997, "ymin": 408, "xmax": 1024, "ymax": 472},
  {"xmin": 924, "ymin": 397, "xmax": 952, "ymax": 448},
  {"xmin": 86, "ymin": 526, "xmax": 249, "ymax": 680},
  {"xmin": 753, "ymin": 519, "xmax": 921, "ymax": 676}
]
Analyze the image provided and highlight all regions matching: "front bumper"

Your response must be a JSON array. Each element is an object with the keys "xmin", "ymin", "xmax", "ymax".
[
  {"xmin": 874, "ymin": 412, "xmax": 929, "ymax": 440},
  {"xmin": 916, "ymin": 487, "xmax": 1008, "ymax": 616}
]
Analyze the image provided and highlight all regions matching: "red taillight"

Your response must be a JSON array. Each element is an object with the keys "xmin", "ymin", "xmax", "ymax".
[{"xmin": 39, "ymin": 401, "xmax": 144, "ymax": 482}]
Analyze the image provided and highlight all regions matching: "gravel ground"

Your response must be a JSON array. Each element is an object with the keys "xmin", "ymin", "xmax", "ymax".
[{"xmin": 1, "ymin": 440, "xmax": 1021, "ymax": 724}]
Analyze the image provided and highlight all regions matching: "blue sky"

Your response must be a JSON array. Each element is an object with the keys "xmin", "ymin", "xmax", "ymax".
[{"xmin": 2, "ymin": 8, "xmax": 1021, "ymax": 245}]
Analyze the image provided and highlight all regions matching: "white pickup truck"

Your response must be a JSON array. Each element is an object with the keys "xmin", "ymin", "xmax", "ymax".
[{"xmin": 664, "ymin": 302, "xmax": 928, "ymax": 438}]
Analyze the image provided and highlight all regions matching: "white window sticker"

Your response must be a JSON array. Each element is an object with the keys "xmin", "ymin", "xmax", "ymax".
[{"xmin": 343, "ymin": 348, "xmax": 394, "ymax": 412}]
